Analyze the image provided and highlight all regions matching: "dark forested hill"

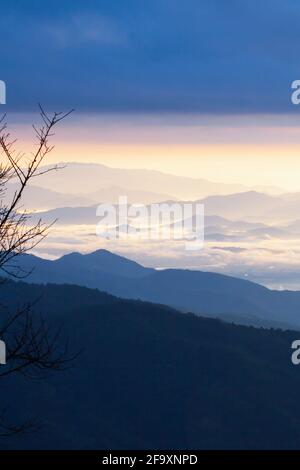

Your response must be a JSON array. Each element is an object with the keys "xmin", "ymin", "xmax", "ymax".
[
  {"xmin": 8, "ymin": 250, "xmax": 300, "ymax": 330},
  {"xmin": 1, "ymin": 279, "xmax": 300, "ymax": 449}
]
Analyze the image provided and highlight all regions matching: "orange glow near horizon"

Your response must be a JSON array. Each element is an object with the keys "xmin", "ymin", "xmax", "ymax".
[{"xmin": 7, "ymin": 112, "xmax": 300, "ymax": 191}]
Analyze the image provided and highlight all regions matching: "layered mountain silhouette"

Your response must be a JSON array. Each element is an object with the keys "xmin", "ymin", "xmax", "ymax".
[
  {"xmin": 5, "ymin": 183, "xmax": 94, "ymax": 210},
  {"xmin": 6, "ymin": 182, "xmax": 174, "ymax": 211},
  {"xmin": 8, "ymin": 249, "xmax": 300, "ymax": 330},
  {"xmin": 27, "ymin": 190, "xmax": 300, "ymax": 227},
  {"xmin": 33, "ymin": 162, "xmax": 282, "ymax": 200},
  {"xmin": 1, "ymin": 279, "xmax": 300, "ymax": 449},
  {"xmin": 200, "ymin": 191, "xmax": 300, "ymax": 222}
]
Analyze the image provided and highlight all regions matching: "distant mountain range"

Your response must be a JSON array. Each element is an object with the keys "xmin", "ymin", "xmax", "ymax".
[
  {"xmin": 7, "ymin": 249, "xmax": 300, "ymax": 330},
  {"xmin": 5, "ymin": 183, "xmax": 93, "ymax": 210},
  {"xmin": 201, "ymin": 191, "xmax": 279, "ymax": 220},
  {"xmin": 201, "ymin": 191, "xmax": 300, "ymax": 222},
  {"xmin": 1, "ymin": 278, "xmax": 300, "ymax": 449},
  {"xmin": 30, "ymin": 162, "xmax": 284, "ymax": 200},
  {"xmin": 6, "ymin": 182, "xmax": 175, "ymax": 211},
  {"xmin": 26, "ymin": 190, "xmax": 300, "ymax": 229}
]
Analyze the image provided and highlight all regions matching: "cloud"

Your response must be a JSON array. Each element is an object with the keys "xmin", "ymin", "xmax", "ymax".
[
  {"xmin": 44, "ymin": 14, "xmax": 128, "ymax": 48},
  {"xmin": 2, "ymin": 0, "xmax": 300, "ymax": 112},
  {"xmin": 210, "ymin": 246, "xmax": 247, "ymax": 253}
]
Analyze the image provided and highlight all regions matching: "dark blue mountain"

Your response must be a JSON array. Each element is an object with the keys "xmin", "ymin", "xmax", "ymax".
[
  {"xmin": 1, "ymin": 279, "xmax": 300, "ymax": 450},
  {"xmin": 7, "ymin": 249, "xmax": 300, "ymax": 329}
]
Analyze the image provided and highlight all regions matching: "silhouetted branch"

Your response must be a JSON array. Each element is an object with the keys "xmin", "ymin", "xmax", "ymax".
[
  {"xmin": 0, "ymin": 107, "xmax": 75, "ymax": 437},
  {"xmin": 0, "ymin": 106, "xmax": 73, "ymax": 278}
]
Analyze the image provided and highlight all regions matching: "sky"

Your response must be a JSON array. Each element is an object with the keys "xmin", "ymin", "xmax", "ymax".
[
  {"xmin": 1, "ymin": 0, "xmax": 300, "ymax": 113},
  {"xmin": 2, "ymin": 1, "xmax": 300, "ymax": 188},
  {"xmin": 6, "ymin": 112, "xmax": 300, "ymax": 190}
]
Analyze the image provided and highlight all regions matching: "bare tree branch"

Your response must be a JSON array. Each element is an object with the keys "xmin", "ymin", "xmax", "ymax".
[{"xmin": 0, "ymin": 107, "xmax": 75, "ymax": 436}]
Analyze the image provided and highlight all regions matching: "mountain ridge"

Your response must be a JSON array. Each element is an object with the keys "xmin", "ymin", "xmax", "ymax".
[
  {"xmin": 7, "ymin": 249, "xmax": 300, "ymax": 330},
  {"xmin": 1, "ymin": 277, "xmax": 300, "ymax": 449},
  {"xmin": 32, "ymin": 162, "xmax": 284, "ymax": 200}
]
